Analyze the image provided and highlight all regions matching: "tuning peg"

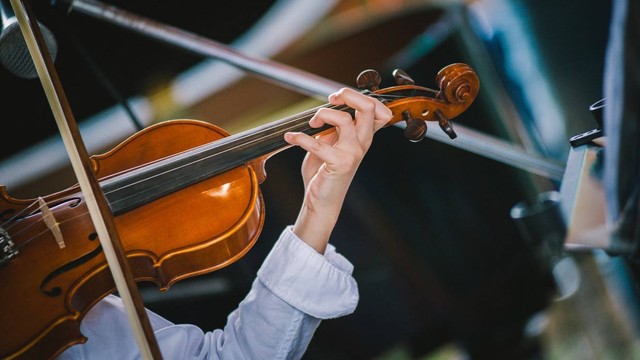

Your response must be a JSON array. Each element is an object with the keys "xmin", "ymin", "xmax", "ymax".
[
  {"xmin": 392, "ymin": 69, "xmax": 415, "ymax": 85},
  {"xmin": 435, "ymin": 110, "xmax": 457, "ymax": 139},
  {"xmin": 402, "ymin": 110, "xmax": 427, "ymax": 142},
  {"xmin": 356, "ymin": 69, "xmax": 381, "ymax": 91}
]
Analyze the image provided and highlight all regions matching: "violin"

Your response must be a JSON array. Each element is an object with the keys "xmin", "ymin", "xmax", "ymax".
[{"xmin": 0, "ymin": 64, "xmax": 478, "ymax": 359}]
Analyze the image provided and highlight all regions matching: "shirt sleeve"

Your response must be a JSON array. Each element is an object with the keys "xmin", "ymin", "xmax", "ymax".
[{"xmin": 56, "ymin": 226, "xmax": 359, "ymax": 360}]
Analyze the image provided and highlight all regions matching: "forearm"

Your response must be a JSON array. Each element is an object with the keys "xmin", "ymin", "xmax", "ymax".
[
  {"xmin": 292, "ymin": 174, "xmax": 352, "ymax": 253},
  {"xmin": 285, "ymin": 88, "xmax": 392, "ymax": 254}
]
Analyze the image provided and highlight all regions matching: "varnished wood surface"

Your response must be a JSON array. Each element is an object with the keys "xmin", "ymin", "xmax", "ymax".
[{"xmin": 0, "ymin": 121, "xmax": 263, "ymax": 359}]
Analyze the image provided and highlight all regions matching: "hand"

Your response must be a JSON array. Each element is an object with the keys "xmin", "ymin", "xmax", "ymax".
[{"xmin": 284, "ymin": 88, "xmax": 392, "ymax": 253}]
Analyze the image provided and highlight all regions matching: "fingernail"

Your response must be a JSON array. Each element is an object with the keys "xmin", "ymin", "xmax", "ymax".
[{"xmin": 284, "ymin": 132, "xmax": 295, "ymax": 142}]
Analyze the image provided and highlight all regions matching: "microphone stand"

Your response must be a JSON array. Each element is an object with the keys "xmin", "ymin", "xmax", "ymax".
[
  {"xmin": 10, "ymin": 0, "xmax": 162, "ymax": 358},
  {"xmin": 55, "ymin": 0, "xmax": 565, "ymax": 181}
]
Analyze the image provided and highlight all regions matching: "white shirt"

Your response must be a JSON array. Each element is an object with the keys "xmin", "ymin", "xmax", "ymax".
[{"xmin": 56, "ymin": 226, "xmax": 359, "ymax": 360}]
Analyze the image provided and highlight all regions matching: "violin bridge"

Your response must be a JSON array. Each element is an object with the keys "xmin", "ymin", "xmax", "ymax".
[{"xmin": 38, "ymin": 197, "xmax": 65, "ymax": 249}]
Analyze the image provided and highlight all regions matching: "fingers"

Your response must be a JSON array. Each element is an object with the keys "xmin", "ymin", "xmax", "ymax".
[
  {"xmin": 306, "ymin": 88, "xmax": 391, "ymax": 149},
  {"xmin": 328, "ymin": 87, "xmax": 390, "ymax": 120},
  {"xmin": 284, "ymin": 131, "xmax": 351, "ymax": 174},
  {"xmin": 309, "ymin": 107, "xmax": 358, "ymax": 141},
  {"xmin": 328, "ymin": 87, "xmax": 392, "ymax": 136},
  {"xmin": 283, "ymin": 87, "xmax": 392, "ymax": 175}
]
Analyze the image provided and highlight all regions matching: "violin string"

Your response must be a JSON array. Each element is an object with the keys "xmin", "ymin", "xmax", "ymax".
[
  {"xmin": 4, "ymin": 104, "xmax": 339, "ymax": 251},
  {"xmin": 105, "ymin": 94, "xmax": 404, "ymax": 200},
  {"xmin": 7, "ymin": 94, "xmax": 406, "ymax": 252},
  {"xmin": 167, "ymin": 94, "xmax": 406, "ymax": 166},
  {"xmin": 180, "ymin": 94, "xmax": 409, "ymax": 163},
  {"xmin": 1, "ymin": 199, "xmax": 41, "ymax": 231},
  {"xmin": 99, "ymin": 103, "xmax": 345, "ymax": 199},
  {"xmin": 3, "ymin": 198, "xmax": 73, "ymax": 251},
  {"xmin": 2, "ymin": 198, "xmax": 64, "ymax": 252},
  {"xmin": 100, "ymin": 95, "xmax": 406, "ymax": 204},
  {"xmin": 13, "ymin": 211, "xmax": 86, "ymax": 251},
  {"xmin": 4, "ymin": 103, "xmax": 338, "ymax": 251}
]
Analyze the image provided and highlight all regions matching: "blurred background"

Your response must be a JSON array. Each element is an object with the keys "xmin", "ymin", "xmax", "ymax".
[{"xmin": 1, "ymin": 0, "xmax": 639, "ymax": 358}]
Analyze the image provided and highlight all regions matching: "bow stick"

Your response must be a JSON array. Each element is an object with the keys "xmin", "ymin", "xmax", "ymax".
[{"xmin": 9, "ymin": 0, "xmax": 163, "ymax": 358}]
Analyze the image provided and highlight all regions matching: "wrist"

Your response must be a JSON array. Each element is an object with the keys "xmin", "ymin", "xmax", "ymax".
[{"xmin": 292, "ymin": 204, "xmax": 341, "ymax": 254}]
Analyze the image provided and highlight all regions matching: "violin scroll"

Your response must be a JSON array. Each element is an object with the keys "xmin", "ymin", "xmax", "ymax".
[
  {"xmin": 359, "ymin": 63, "xmax": 479, "ymax": 141},
  {"xmin": 436, "ymin": 63, "xmax": 479, "ymax": 105}
]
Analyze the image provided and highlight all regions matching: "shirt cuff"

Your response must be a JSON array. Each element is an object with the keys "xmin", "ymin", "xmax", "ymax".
[{"xmin": 256, "ymin": 226, "xmax": 359, "ymax": 319}]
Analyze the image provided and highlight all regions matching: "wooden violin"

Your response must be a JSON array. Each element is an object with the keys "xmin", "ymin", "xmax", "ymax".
[{"xmin": 0, "ymin": 64, "xmax": 478, "ymax": 359}]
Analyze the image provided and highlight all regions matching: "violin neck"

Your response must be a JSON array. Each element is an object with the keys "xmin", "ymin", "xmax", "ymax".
[{"xmin": 101, "ymin": 103, "xmax": 350, "ymax": 215}]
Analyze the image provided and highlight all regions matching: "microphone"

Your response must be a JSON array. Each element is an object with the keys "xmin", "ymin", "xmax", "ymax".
[{"xmin": 0, "ymin": 0, "xmax": 57, "ymax": 79}]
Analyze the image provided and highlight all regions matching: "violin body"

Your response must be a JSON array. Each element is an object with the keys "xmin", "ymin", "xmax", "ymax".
[
  {"xmin": 0, "ymin": 120, "xmax": 264, "ymax": 359},
  {"xmin": 0, "ymin": 63, "xmax": 479, "ymax": 359}
]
